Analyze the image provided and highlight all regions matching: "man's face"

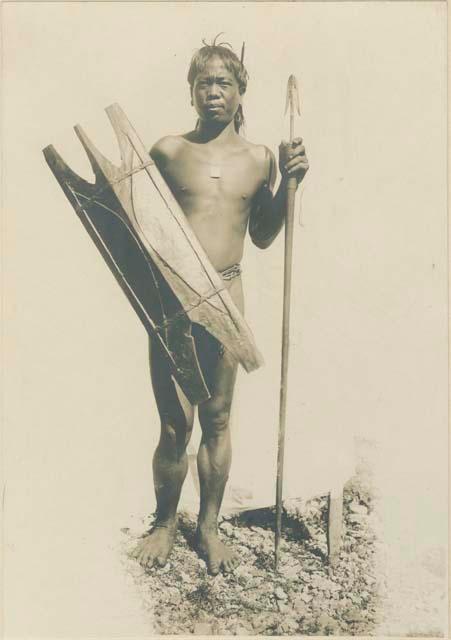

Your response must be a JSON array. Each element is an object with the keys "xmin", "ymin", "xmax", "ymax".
[{"xmin": 191, "ymin": 56, "xmax": 241, "ymax": 126}]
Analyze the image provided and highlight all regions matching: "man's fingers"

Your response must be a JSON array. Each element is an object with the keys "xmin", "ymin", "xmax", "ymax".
[
  {"xmin": 286, "ymin": 146, "xmax": 305, "ymax": 162},
  {"xmin": 280, "ymin": 138, "xmax": 304, "ymax": 150},
  {"xmin": 285, "ymin": 154, "xmax": 308, "ymax": 171},
  {"xmin": 288, "ymin": 162, "xmax": 309, "ymax": 176},
  {"xmin": 287, "ymin": 159, "xmax": 310, "ymax": 173}
]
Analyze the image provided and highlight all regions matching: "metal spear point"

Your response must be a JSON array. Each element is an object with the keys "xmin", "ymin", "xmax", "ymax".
[
  {"xmin": 285, "ymin": 74, "xmax": 301, "ymax": 141},
  {"xmin": 275, "ymin": 75, "xmax": 301, "ymax": 570}
]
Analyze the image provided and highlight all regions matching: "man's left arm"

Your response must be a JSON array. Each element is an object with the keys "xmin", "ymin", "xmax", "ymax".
[{"xmin": 249, "ymin": 138, "xmax": 309, "ymax": 249}]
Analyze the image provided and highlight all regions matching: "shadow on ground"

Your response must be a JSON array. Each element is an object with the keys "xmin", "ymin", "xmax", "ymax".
[{"xmin": 121, "ymin": 470, "xmax": 379, "ymax": 635}]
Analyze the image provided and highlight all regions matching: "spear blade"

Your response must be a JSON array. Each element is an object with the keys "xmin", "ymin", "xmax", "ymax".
[{"xmin": 284, "ymin": 74, "xmax": 301, "ymax": 116}]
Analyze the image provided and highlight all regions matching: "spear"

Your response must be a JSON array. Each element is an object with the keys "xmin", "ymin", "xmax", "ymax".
[{"xmin": 275, "ymin": 75, "xmax": 301, "ymax": 569}]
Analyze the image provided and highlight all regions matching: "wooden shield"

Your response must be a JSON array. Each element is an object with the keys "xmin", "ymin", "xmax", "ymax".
[{"xmin": 43, "ymin": 104, "xmax": 263, "ymax": 405}]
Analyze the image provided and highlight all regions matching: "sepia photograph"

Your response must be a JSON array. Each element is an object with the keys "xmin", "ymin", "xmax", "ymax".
[{"xmin": 2, "ymin": 1, "xmax": 448, "ymax": 637}]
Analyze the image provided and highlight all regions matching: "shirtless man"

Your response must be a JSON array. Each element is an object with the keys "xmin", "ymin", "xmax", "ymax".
[{"xmin": 133, "ymin": 41, "xmax": 309, "ymax": 575}]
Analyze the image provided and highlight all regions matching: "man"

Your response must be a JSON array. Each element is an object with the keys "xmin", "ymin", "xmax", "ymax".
[{"xmin": 133, "ymin": 39, "xmax": 309, "ymax": 575}]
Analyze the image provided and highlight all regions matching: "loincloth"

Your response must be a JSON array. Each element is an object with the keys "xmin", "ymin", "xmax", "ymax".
[{"xmin": 192, "ymin": 263, "xmax": 242, "ymax": 360}]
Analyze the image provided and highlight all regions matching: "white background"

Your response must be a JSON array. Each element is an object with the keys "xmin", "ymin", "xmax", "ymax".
[{"xmin": 3, "ymin": 2, "xmax": 447, "ymax": 636}]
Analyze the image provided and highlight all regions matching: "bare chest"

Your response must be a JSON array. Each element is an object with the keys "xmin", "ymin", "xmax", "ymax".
[{"xmin": 163, "ymin": 146, "xmax": 265, "ymax": 208}]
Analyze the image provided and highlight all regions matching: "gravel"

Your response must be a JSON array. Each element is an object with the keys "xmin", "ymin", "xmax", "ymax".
[{"xmin": 122, "ymin": 472, "xmax": 379, "ymax": 635}]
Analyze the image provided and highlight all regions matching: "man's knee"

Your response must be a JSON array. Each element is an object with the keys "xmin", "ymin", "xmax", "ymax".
[
  {"xmin": 160, "ymin": 417, "xmax": 193, "ymax": 450},
  {"xmin": 199, "ymin": 404, "xmax": 231, "ymax": 437}
]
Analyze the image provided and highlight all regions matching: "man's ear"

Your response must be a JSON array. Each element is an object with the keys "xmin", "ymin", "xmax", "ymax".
[{"xmin": 190, "ymin": 87, "xmax": 194, "ymax": 107}]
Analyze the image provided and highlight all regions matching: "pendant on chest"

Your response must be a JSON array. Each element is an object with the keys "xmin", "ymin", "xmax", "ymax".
[{"xmin": 209, "ymin": 165, "xmax": 221, "ymax": 179}]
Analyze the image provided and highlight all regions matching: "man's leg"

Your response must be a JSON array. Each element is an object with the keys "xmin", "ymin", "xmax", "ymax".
[
  {"xmin": 133, "ymin": 338, "xmax": 194, "ymax": 569},
  {"xmin": 196, "ymin": 345, "xmax": 238, "ymax": 575},
  {"xmin": 195, "ymin": 274, "xmax": 244, "ymax": 575}
]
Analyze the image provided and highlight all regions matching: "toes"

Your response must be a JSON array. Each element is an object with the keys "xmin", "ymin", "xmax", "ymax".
[
  {"xmin": 143, "ymin": 555, "xmax": 156, "ymax": 570},
  {"xmin": 156, "ymin": 555, "xmax": 167, "ymax": 568},
  {"xmin": 138, "ymin": 550, "xmax": 154, "ymax": 568},
  {"xmin": 223, "ymin": 553, "xmax": 238, "ymax": 573},
  {"xmin": 223, "ymin": 558, "xmax": 235, "ymax": 573},
  {"xmin": 208, "ymin": 560, "xmax": 220, "ymax": 576},
  {"xmin": 223, "ymin": 561, "xmax": 232, "ymax": 574}
]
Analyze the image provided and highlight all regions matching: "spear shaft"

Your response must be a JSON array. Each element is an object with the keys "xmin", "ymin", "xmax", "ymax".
[{"xmin": 275, "ymin": 75, "xmax": 300, "ymax": 569}]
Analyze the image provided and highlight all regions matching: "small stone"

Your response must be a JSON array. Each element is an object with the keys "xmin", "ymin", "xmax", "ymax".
[
  {"xmin": 275, "ymin": 587, "xmax": 288, "ymax": 600},
  {"xmin": 180, "ymin": 572, "xmax": 192, "ymax": 583},
  {"xmin": 349, "ymin": 513, "xmax": 365, "ymax": 524},
  {"xmin": 343, "ymin": 607, "xmax": 365, "ymax": 623},
  {"xmin": 318, "ymin": 613, "xmax": 340, "ymax": 634},
  {"xmin": 280, "ymin": 564, "xmax": 300, "ymax": 579},
  {"xmin": 249, "ymin": 566, "xmax": 263, "ymax": 578},
  {"xmin": 234, "ymin": 565, "xmax": 250, "ymax": 580},
  {"xmin": 253, "ymin": 614, "xmax": 276, "ymax": 633},
  {"xmin": 300, "ymin": 591, "xmax": 313, "ymax": 603},
  {"xmin": 167, "ymin": 590, "xmax": 182, "ymax": 605},
  {"xmin": 277, "ymin": 601, "xmax": 290, "ymax": 614},
  {"xmin": 350, "ymin": 594, "xmax": 362, "ymax": 605},
  {"xmin": 220, "ymin": 522, "xmax": 234, "ymax": 536},
  {"xmin": 349, "ymin": 500, "xmax": 368, "ymax": 515},
  {"xmin": 280, "ymin": 618, "xmax": 298, "ymax": 634},
  {"xmin": 293, "ymin": 596, "xmax": 309, "ymax": 614},
  {"xmin": 338, "ymin": 597, "xmax": 352, "ymax": 609},
  {"xmin": 299, "ymin": 570, "xmax": 312, "ymax": 582}
]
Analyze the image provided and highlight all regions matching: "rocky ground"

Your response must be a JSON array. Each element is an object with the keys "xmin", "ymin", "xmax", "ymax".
[{"xmin": 121, "ymin": 471, "xmax": 380, "ymax": 635}]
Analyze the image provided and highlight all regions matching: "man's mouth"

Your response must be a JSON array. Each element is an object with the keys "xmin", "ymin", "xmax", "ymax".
[{"xmin": 205, "ymin": 104, "xmax": 223, "ymax": 112}]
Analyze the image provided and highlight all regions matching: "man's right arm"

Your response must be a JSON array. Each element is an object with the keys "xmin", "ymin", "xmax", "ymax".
[{"xmin": 149, "ymin": 136, "xmax": 179, "ymax": 173}]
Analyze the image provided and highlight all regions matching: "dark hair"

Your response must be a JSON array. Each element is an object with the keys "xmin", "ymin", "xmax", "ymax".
[{"xmin": 187, "ymin": 35, "xmax": 248, "ymax": 132}]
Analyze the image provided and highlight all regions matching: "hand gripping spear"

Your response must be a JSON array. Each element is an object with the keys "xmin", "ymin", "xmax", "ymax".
[{"xmin": 275, "ymin": 75, "xmax": 301, "ymax": 570}]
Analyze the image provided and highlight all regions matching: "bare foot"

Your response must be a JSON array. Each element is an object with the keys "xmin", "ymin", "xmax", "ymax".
[
  {"xmin": 131, "ymin": 521, "xmax": 177, "ymax": 569},
  {"xmin": 196, "ymin": 526, "xmax": 238, "ymax": 575}
]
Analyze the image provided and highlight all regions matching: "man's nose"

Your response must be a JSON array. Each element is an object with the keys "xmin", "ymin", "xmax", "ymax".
[{"xmin": 207, "ymin": 84, "xmax": 221, "ymax": 99}]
